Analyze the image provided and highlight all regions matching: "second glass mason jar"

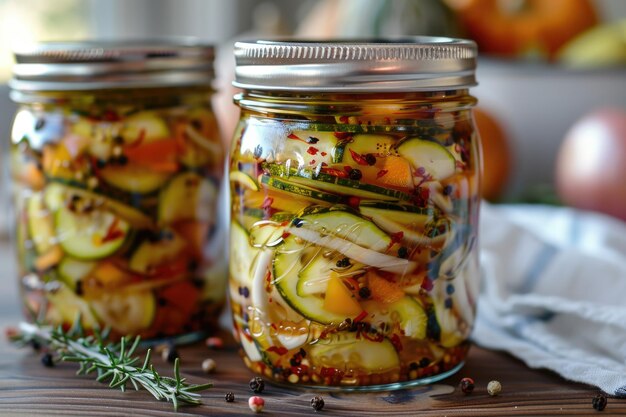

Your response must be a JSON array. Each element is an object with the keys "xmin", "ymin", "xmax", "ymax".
[
  {"xmin": 9, "ymin": 41, "xmax": 227, "ymax": 342},
  {"xmin": 229, "ymin": 38, "xmax": 481, "ymax": 389}
]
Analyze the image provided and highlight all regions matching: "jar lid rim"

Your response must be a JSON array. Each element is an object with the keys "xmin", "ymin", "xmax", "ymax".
[
  {"xmin": 233, "ymin": 37, "xmax": 477, "ymax": 92},
  {"xmin": 10, "ymin": 38, "xmax": 215, "ymax": 92}
]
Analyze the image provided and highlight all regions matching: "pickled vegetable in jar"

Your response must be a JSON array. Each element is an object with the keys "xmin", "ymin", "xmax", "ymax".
[
  {"xmin": 229, "ymin": 39, "xmax": 481, "ymax": 389},
  {"xmin": 9, "ymin": 41, "xmax": 226, "ymax": 342}
]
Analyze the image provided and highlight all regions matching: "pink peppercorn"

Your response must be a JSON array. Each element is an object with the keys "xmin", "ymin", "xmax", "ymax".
[{"xmin": 248, "ymin": 396, "xmax": 265, "ymax": 413}]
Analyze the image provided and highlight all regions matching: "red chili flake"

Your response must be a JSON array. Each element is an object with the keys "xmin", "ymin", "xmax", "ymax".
[
  {"xmin": 353, "ymin": 310, "xmax": 368, "ymax": 323},
  {"xmin": 307, "ymin": 146, "xmax": 319, "ymax": 155},
  {"xmin": 343, "ymin": 165, "xmax": 353, "ymax": 173},
  {"xmin": 390, "ymin": 333, "xmax": 403, "ymax": 352},
  {"xmin": 322, "ymin": 168, "xmax": 347, "ymax": 178},
  {"xmin": 421, "ymin": 278, "xmax": 434, "ymax": 291},
  {"xmin": 338, "ymin": 116, "xmax": 349, "ymax": 123},
  {"xmin": 101, "ymin": 218, "xmax": 125, "ymax": 243},
  {"xmin": 455, "ymin": 160, "xmax": 465, "ymax": 169},
  {"xmin": 287, "ymin": 133, "xmax": 301, "ymax": 140},
  {"xmin": 102, "ymin": 110, "xmax": 121, "ymax": 122},
  {"xmin": 384, "ymin": 117, "xmax": 391, "ymax": 124},
  {"xmin": 333, "ymin": 132, "xmax": 352, "ymax": 140},
  {"xmin": 348, "ymin": 196, "xmax": 360, "ymax": 208},
  {"xmin": 267, "ymin": 346, "xmax": 289, "ymax": 355},
  {"xmin": 320, "ymin": 152, "xmax": 327, "ymax": 157},
  {"xmin": 390, "ymin": 231, "xmax": 404, "ymax": 243},
  {"xmin": 376, "ymin": 170, "xmax": 389, "ymax": 178},
  {"xmin": 362, "ymin": 331, "xmax": 384, "ymax": 343},
  {"xmin": 320, "ymin": 367, "xmax": 336, "ymax": 378},
  {"xmin": 261, "ymin": 197, "xmax": 273, "ymax": 210},
  {"xmin": 349, "ymin": 149, "xmax": 370, "ymax": 166},
  {"xmin": 281, "ymin": 232, "xmax": 291, "ymax": 240},
  {"xmin": 309, "ymin": 159, "xmax": 316, "ymax": 165},
  {"xmin": 419, "ymin": 188, "xmax": 430, "ymax": 200}
]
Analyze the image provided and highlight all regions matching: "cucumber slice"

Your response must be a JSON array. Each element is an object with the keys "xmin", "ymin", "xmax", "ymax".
[
  {"xmin": 363, "ymin": 297, "xmax": 428, "ymax": 339},
  {"xmin": 396, "ymin": 138, "xmax": 456, "ymax": 181},
  {"xmin": 230, "ymin": 221, "xmax": 259, "ymax": 286},
  {"xmin": 58, "ymin": 257, "xmax": 96, "ymax": 291},
  {"xmin": 296, "ymin": 209, "xmax": 390, "ymax": 252},
  {"xmin": 249, "ymin": 221, "xmax": 286, "ymax": 248},
  {"xmin": 260, "ymin": 175, "xmax": 343, "ymax": 205},
  {"xmin": 359, "ymin": 202, "xmax": 435, "ymax": 228},
  {"xmin": 230, "ymin": 171, "xmax": 259, "ymax": 191},
  {"xmin": 99, "ymin": 165, "xmax": 172, "ymax": 194},
  {"xmin": 46, "ymin": 182, "xmax": 155, "ymax": 230},
  {"xmin": 90, "ymin": 289, "xmax": 156, "ymax": 334},
  {"xmin": 344, "ymin": 134, "xmax": 398, "ymax": 160},
  {"xmin": 128, "ymin": 230, "xmax": 186, "ymax": 274},
  {"xmin": 297, "ymin": 254, "xmax": 365, "ymax": 296},
  {"xmin": 309, "ymin": 333, "xmax": 400, "ymax": 373},
  {"xmin": 56, "ymin": 204, "xmax": 129, "ymax": 260},
  {"xmin": 158, "ymin": 172, "xmax": 217, "ymax": 225},
  {"xmin": 120, "ymin": 111, "xmax": 170, "ymax": 143},
  {"xmin": 289, "ymin": 174, "xmax": 412, "ymax": 201},
  {"xmin": 27, "ymin": 192, "xmax": 56, "ymax": 254},
  {"xmin": 274, "ymin": 236, "xmax": 352, "ymax": 324},
  {"xmin": 46, "ymin": 283, "xmax": 99, "ymax": 328}
]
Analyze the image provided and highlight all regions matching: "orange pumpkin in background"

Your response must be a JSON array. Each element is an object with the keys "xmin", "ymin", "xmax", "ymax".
[
  {"xmin": 474, "ymin": 108, "xmax": 512, "ymax": 201},
  {"xmin": 446, "ymin": 0, "xmax": 598, "ymax": 59}
]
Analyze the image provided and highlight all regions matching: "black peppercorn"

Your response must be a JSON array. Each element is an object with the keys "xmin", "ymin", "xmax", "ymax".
[
  {"xmin": 459, "ymin": 377, "xmax": 475, "ymax": 394},
  {"xmin": 419, "ymin": 357, "xmax": 430, "ymax": 368},
  {"xmin": 162, "ymin": 346, "xmax": 179, "ymax": 363},
  {"xmin": 249, "ymin": 376, "xmax": 265, "ymax": 393},
  {"xmin": 443, "ymin": 185, "xmax": 454, "ymax": 196},
  {"xmin": 349, "ymin": 169, "xmax": 362, "ymax": 181},
  {"xmin": 41, "ymin": 352, "xmax": 54, "ymax": 367},
  {"xmin": 310, "ymin": 395, "xmax": 325, "ymax": 411},
  {"xmin": 336, "ymin": 257, "xmax": 350, "ymax": 268},
  {"xmin": 398, "ymin": 246, "xmax": 409, "ymax": 258},
  {"xmin": 592, "ymin": 394, "xmax": 607, "ymax": 411},
  {"xmin": 358, "ymin": 287, "xmax": 371, "ymax": 299},
  {"xmin": 365, "ymin": 153, "xmax": 377, "ymax": 165},
  {"xmin": 225, "ymin": 392, "xmax": 235, "ymax": 402},
  {"xmin": 34, "ymin": 118, "xmax": 46, "ymax": 131}
]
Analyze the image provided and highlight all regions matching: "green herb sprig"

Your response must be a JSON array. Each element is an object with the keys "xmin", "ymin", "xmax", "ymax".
[{"xmin": 12, "ymin": 321, "xmax": 212, "ymax": 411}]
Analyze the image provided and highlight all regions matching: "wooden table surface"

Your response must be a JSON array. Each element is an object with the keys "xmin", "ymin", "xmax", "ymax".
[{"xmin": 0, "ymin": 241, "xmax": 624, "ymax": 416}]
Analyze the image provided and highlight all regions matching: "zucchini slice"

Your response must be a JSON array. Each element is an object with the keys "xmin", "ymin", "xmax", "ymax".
[
  {"xmin": 56, "ymin": 204, "xmax": 130, "ymax": 261},
  {"xmin": 90, "ymin": 289, "xmax": 156, "ymax": 334},
  {"xmin": 57, "ymin": 257, "xmax": 96, "ymax": 291},
  {"xmin": 274, "ymin": 236, "xmax": 352, "ymax": 324},
  {"xmin": 362, "ymin": 296, "xmax": 428, "ymax": 339},
  {"xmin": 46, "ymin": 283, "xmax": 99, "ymax": 329},
  {"xmin": 230, "ymin": 171, "xmax": 259, "ymax": 191},
  {"xmin": 396, "ymin": 138, "xmax": 456, "ymax": 181},
  {"xmin": 158, "ymin": 172, "xmax": 217, "ymax": 225},
  {"xmin": 309, "ymin": 333, "xmax": 400, "ymax": 373}
]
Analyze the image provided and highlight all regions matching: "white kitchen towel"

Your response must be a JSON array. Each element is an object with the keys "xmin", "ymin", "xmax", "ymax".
[{"xmin": 474, "ymin": 203, "xmax": 626, "ymax": 397}]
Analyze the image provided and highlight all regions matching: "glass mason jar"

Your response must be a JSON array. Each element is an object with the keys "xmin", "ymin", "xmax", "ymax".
[
  {"xmin": 229, "ymin": 39, "xmax": 481, "ymax": 389},
  {"xmin": 9, "ymin": 41, "xmax": 227, "ymax": 343}
]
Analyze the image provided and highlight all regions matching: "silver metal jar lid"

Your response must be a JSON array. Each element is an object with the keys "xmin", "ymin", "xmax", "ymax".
[
  {"xmin": 233, "ymin": 37, "xmax": 477, "ymax": 92},
  {"xmin": 10, "ymin": 39, "xmax": 215, "ymax": 92}
]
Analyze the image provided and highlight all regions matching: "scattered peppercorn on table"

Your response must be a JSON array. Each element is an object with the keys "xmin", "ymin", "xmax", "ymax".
[{"xmin": 0, "ymin": 243, "xmax": 624, "ymax": 416}]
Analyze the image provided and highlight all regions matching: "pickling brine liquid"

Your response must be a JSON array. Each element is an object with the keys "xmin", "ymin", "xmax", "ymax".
[
  {"xmin": 229, "ymin": 91, "xmax": 481, "ymax": 389},
  {"xmin": 11, "ymin": 89, "xmax": 227, "ymax": 341}
]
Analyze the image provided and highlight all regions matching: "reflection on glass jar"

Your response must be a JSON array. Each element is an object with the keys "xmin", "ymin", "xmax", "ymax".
[
  {"xmin": 9, "ymin": 41, "xmax": 226, "ymax": 342},
  {"xmin": 229, "ymin": 39, "xmax": 481, "ymax": 390}
]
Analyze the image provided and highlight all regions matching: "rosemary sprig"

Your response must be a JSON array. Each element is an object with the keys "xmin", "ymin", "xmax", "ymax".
[{"xmin": 12, "ymin": 321, "xmax": 212, "ymax": 411}]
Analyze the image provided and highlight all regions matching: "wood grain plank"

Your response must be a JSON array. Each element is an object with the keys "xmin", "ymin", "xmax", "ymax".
[{"xmin": 1, "ymin": 333, "xmax": 625, "ymax": 416}]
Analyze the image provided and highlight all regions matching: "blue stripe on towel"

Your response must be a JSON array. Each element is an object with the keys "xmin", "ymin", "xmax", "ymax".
[{"xmin": 518, "ymin": 245, "xmax": 558, "ymax": 294}]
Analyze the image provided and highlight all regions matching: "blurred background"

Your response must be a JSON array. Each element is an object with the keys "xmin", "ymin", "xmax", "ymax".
[{"xmin": 1, "ymin": 0, "xmax": 625, "ymax": 225}]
